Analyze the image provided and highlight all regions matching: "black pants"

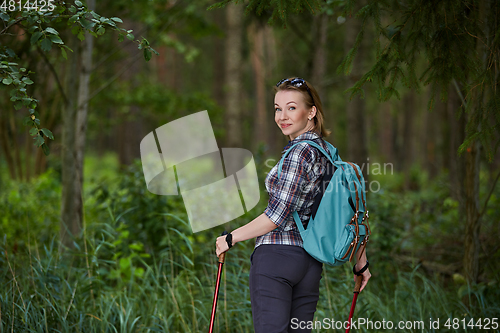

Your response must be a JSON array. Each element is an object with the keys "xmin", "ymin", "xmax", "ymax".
[{"xmin": 249, "ymin": 244, "xmax": 323, "ymax": 333}]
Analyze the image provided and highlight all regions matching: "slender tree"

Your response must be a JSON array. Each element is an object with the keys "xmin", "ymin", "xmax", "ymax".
[
  {"xmin": 249, "ymin": 20, "xmax": 267, "ymax": 148},
  {"xmin": 224, "ymin": 2, "xmax": 244, "ymax": 147},
  {"xmin": 344, "ymin": 0, "xmax": 368, "ymax": 169}
]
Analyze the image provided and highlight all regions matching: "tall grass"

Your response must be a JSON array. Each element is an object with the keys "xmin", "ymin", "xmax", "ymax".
[
  {"xmin": 1, "ymin": 158, "xmax": 499, "ymax": 332},
  {"xmin": 1, "ymin": 221, "xmax": 499, "ymax": 332}
]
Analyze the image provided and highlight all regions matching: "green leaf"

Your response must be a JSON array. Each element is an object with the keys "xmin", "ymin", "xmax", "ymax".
[
  {"xmin": 22, "ymin": 77, "xmax": 34, "ymax": 85},
  {"xmin": 134, "ymin": 267, "xmax": 144, "ymax": 278},
  {"xmin": 69, "ymin": 5, "xmax": 76, "ymax": 13},
  {"xmin": 118, "ymin": 34, "xmax": 124, "ymax": 42},
  {"xmin": 75, "ymin": 0, "xmax": 83, "ymax": 7},
  {"xmin": 144, "ymin": 48, "xmax": 152, "ymax": 62},
  {"xmin": 2, "ymin": 77, "xmax": 12, "ymax": 85},
  {"xmin": 30, "ymin": 31, "xmax": 43, "ymax": 45},
  {"xmin": 77, "ymin": 30, "xmax": 85, "ymax": 41},
  {"xmin": 0, "ymin": 13, "xmax": 10, "ymax": 22},
  {"xmin": 41, "ymin": 38, "xmax": 52, "ymax": 52},
  {"xmin": 45, "ymin": 27, "xmax": 59, "ymax": 35},
  {"xmin": 129, "ymin": 243, "xmax": 143, "ymax": 251},
  {"xmin": 41, "ymin": 128, "xmax": 54, "ymax": 140},
  {"xmin": 69, "ymin": 14, "xmax": 79, "ymax": 23},
  {"xmin": 49, "ymin": 35, "xmax": 64, "ymax": 44},
  {"xmin": 42, "ymin": 143, "xmax": 50, "ymax": 156},
  {"xmin": 34, "ymin": 134, "xmax": 45, "ymax": 147},
  {"xmin": 126, "ymin": 33, "xmax": 134, "ymax": 41},
  {"xmin": 29, "ymin": 128, "xmax": 39, "ymax": 136},
  {"xmin": 110, "ymin": 17, "xmax": 123, "ymax": 23},
  {"xmin": 79, "ymin": 18, "xmax": 94, "ymax": 30},
  {"xmin": 61, "ymin": 47, "xmax": 67, "ymax": 60},
  {"xmin": 96, "ymin": 26, "xmax": 105, "ymax": 35},
  {"xmin": 119, "ymin": 257, "xmax": 131, "ymax": 270},
  {"xmin": 6, "ymin": 48, "xmax": 15, "ymax": 57}
]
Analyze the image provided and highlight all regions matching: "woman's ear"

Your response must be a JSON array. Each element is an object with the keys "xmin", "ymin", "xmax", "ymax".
[{"xmin": 310, "ymin": 106, "xmax": 317, "ymax": 119}]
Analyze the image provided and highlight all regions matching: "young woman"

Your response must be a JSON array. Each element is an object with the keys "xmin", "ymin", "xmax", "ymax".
[{"xmin": 215, "ymin": 77, "xmax": 371, "ymax": 333}]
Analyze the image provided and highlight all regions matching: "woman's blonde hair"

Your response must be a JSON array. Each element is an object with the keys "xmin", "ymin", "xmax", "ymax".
[{"xmin": 274, "ymin": 77, "xmax": 331, "ymax": 137}]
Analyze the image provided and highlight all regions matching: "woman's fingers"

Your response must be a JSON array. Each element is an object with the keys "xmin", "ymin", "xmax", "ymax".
[
  {"xmin": 359, "ymin": 269, "xmax": 371, "ymax": 292},
  {"xmin": 215, "ymin": 236, "xmax": 229, "ymax": 257},
  {"xmin": 352, "ymin": 268, "xmax": 371, "ymax": 292}
]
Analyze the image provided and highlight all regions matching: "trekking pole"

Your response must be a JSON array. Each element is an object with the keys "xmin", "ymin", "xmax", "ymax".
[
  {"xmin": 345, "ymin": 275, "xmax": 363, "ymax": 333},
  {"xmin": 209, "ymin": 231, "xmax": 228, "ymax": 333}
]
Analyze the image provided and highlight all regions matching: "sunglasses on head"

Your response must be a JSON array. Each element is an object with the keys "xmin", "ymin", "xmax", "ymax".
[{"xmin": 276, "ymin": 78, "xmax": 315, "ymax": 106}]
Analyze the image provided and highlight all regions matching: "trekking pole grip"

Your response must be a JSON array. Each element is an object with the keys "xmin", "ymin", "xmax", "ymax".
[
  {"xmin": 219, "ymin": 231, "xmax": 228, "ymax": 263},
  {"xmin": 354, "ymin": 275, "xmax": 363, "ymax": 293}
]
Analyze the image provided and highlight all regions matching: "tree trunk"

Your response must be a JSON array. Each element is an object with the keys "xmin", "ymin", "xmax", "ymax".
[
  {"xmin": 116, "ymin": 19, "xmax": 143, "ymax": 166},
  {"xmin": 424, "ymin": 87, "xmax": 438, "ymax": 178},
  {"xmin": 224, "ymin": 2, "xmax": 243, "ymax": 147},
  {"xmin": 212, "ymin": 9, "xmax": 225, "ymax": 108},
  {"xmin": 448, "ymin": 85, "xmax": 466, "ymax": 204},
  {"xmin": 0, "ymin": 114, "xmax": 16, "ymax": 179},
  {"xmin": 311, "ymin": 13, "xmax": 328, "ymax": 99},
  {"xmin": 344, "ymin": 3, "xmax": 368, "ymax": 172},
  {"xmin": 379, "ymin": 102, "xmax": 394, "ymax": 164},
  {"xmin": 402, "ymin": 92, "xmax": 415, "ymax": 189},
  {"xmin": 75, "ymin": 0, "xmax": 95, "ymax": 229},
  {"xmin": 463, "ymin": 140, "xmax": 481, "ymax": 283},
  {"xmin": 264, "ymin": 24, "xmax": 279, "ymax": 153},
  {"xmin": 60, "ymin": 37, "xmax": 81, "ymax": 248},
  {"xmin": 8, "ymin": 107, "xmax": 23, "ymax": 181},
  {"xmin": 463, "ymin": 0, "xmax": 488, "ymax": 284},
  {"xmin": 249, "ymin": 21, "xmax": 267, "ymax": 149}
]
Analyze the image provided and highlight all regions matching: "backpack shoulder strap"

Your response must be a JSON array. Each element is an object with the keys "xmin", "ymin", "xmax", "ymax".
[
  {"xmin": 277, "ymin": 139, "xmax": 337, "ymax": 177},
  {"xmin": 276, "ymin": 139, "xmax": 339, "ymax": 232}
]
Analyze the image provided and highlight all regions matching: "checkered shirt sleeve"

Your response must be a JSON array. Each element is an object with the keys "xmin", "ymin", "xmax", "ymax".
[
  {"xmin": 256, "ymin": 132, "xmax": 329, "ymax": 248},
  {"xmin": 264, "ymin": 142, "xmax": 316, "ymax": 229}
]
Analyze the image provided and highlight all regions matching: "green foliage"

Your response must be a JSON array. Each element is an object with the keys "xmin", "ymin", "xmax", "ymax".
[
  {"xmin": 0, "ymin": 168, "xmax": 61, "ymax": 247},
  {"xmin": 0, "ymin": 1, "xmax": 157, "ymax": 155}
]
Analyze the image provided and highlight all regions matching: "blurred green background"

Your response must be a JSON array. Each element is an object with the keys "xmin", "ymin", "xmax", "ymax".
[{"xmin": 1, "ymin": 0, "xmax": 499, "ymax": 331}]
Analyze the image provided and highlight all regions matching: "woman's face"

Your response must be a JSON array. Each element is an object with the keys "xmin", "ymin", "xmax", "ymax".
[{"xmin": 274, "ymin": 90, "xmax": 316, "ymax": 141}]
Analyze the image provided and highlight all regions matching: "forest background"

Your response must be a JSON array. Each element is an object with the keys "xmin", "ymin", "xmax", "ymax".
[{"xmin": 1, "ymin": 0, "xmax": 499, "ymax": 331}]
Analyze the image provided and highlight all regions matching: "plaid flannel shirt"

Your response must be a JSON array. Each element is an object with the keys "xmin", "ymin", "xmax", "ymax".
[{"xmin": 256, "ymin": 131, "xmax": 330, "ymax": 248}]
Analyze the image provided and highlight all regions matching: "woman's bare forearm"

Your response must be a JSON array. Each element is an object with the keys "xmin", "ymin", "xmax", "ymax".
[{"xmin": 231, "ymin": 213, "xmax": 277, "ymax": 245}]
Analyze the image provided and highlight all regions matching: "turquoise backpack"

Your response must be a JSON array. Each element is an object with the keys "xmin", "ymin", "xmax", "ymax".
[{"xmin": 278, "ymin": 140, "xmax": 371, "ymax": 266}]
